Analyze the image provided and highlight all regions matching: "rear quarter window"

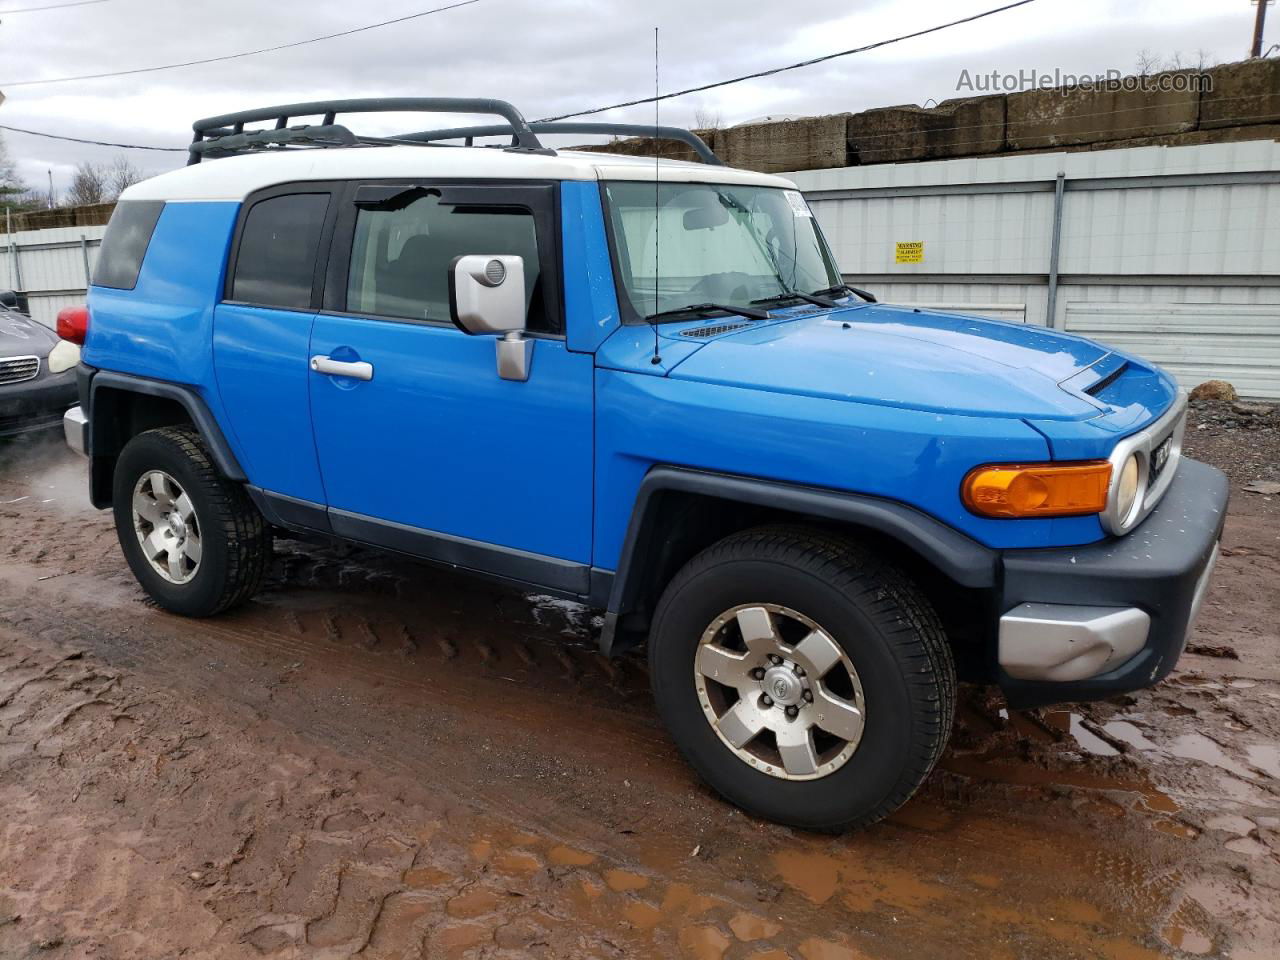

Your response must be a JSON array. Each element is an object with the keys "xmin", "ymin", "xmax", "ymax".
[
  {"xmin": 229, "ymin": 193, "xmax": 330, "ymax": 310},
  {"xmin": 93, "ymin": 200, "xmax": 165, "ymax": 290}
]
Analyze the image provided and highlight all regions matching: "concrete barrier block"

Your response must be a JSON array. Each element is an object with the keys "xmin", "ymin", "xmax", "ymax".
[
  {"xmin": 570, "ymin": 128, "xmax": 721, "ymax": 165},
  {"xmin": 1008, "ymin": 70, "xmax": 1200, "ymax": 149},
  {"xmin": 717, "ymin": 114, "xmax": 851, "ymax": 173},
  {"xmin": 1201, "ymin": 59, "xmax": 1280, "ymax": 129},
  {"xmin": 846, "ymin": 96, "xmax": 1006, "ymax": 164}
]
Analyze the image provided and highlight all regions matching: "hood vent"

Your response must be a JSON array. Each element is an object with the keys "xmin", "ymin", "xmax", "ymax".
[{"xmin": 679, "ymin": 321, "xmax": 752, "ymax": 339}]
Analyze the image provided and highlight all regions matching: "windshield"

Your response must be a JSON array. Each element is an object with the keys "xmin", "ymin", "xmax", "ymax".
[{"xmin": 602, "ymin": 181, "xmax": 842, "ymax": 321}]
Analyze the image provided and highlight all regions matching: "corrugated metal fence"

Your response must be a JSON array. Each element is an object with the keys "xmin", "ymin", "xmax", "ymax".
[
  {"xmin": 4, "ymin": 141, "xmax": 1279, "ymax": 398},
  {"xmin": 790, "ymin": 140, "xmax": 1280, "ymax": 399},
  {"xmin": 0, "ymin": 222, "xmax": 105, "ymax": 329}
]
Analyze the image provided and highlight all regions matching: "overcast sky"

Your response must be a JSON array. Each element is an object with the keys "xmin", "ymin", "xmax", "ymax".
[{"xmin": 0, "ymin": 0, "xmax": 1269, "ymax": 195}]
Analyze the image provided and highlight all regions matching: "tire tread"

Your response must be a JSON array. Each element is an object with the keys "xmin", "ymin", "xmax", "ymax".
[
  {"xmin": 651, "ymin": 523, "xmax": 956, "ymax": 832},
  {"xmin": 117, "ymin": 426, "xmax": 270, "ymax": 616}
]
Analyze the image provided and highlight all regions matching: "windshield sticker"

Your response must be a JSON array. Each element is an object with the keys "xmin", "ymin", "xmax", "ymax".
[{"xmin": 784, "ymin": 190, "xmax": 813, "ymax": 218}]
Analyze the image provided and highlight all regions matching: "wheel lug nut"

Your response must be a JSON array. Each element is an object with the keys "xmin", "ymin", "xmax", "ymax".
[
  {"xmin": 793, "ymin": 665, "xmax": 806, "ymax": 678},
  {"xmin": 768, "ymin": 654, "xmax": 782, "ymax": 665},
  {"xmin": 761, "ymin": 695, "xmax": 773, "ymax": 707},
  {"xmin": 751, "ymin": 668, "xmax": 766, "ymax": 680},
  {"xmin": 785, "ymin": 705, "xmax": 799, "ymax": 718},
  {"xmin": 803, "ymin": 690, "xmax": 814, "ymax": 702}
]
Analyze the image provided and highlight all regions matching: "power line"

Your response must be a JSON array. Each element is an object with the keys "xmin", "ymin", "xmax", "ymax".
[
  {"xmin": 537, "ymin": 0, "xmax": 1040, "ymax": 122},
  {"xmin": 0, "ymin": 0, "xmax": 107, "ymax": 13},
  {"xmin": 0, "ymin": 122, "xmax": 184, "ymax": 151},
  {"xmin": 0, "ymin": 0, "xmax": 481, "ymax": 87}
]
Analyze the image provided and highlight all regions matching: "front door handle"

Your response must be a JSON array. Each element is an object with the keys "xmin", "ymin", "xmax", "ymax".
[{"xmin": 310, "ymin": 355, "xmax": 374, "ymax": 381}]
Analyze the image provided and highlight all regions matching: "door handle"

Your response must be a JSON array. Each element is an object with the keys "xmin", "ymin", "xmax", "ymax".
[{"xmin": 310, "ymin": 355, "xmax": 374, "ymax": 381}]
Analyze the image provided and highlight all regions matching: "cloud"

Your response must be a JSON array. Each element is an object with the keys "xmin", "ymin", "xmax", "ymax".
[{"xmin": 0, "ymin": 0, "xmax": 1254, "ymax": 194}]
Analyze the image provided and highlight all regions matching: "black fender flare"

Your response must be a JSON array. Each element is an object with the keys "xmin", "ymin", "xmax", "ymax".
[
  {"xmin": 599, "ymin": 465, "xmax": 998, "ymax": 654},
  {"xmin": 84, "ymin": 368, "xmax": 245, "ymax": 507}
]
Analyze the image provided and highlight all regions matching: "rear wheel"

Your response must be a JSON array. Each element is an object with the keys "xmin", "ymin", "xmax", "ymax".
[
  {"xmin": 649, "ymin": 525, "xmax": 955, "ymax": 831},
  {"xmin": 112, "ymin": 426, "xmax": 271, "ymax": 617}
]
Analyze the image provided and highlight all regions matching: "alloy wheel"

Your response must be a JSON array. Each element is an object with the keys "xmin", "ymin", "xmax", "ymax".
[
  {"xmin": 132, "ymin": 470, "xmax": 202, "ymax": 585},
  {"xmin": 693, "ymin": 603, "xmax": 865, "ymax": 780}
]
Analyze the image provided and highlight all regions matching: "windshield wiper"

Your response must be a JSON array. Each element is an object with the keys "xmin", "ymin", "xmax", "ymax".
[
  {"xmin": 812, "ymin": 283, "xmax": 877, "ymax": 303},
  {"xmin": 645, "ymin": 302, "xmax": 770, "ymax": 322},
  {"xmin": 751, "ymin": 289, "xmax": 839, "ymax": 309}
]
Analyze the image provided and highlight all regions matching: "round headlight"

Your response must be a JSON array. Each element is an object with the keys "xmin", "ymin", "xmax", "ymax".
[{"xmin": 1116, "ymin": 453, "xmax": 1141, "ymax": 525}]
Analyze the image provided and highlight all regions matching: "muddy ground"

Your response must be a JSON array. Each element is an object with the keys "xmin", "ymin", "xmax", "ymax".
[{"xmin": 0, "ymin": 410, "xmax": 1276, "ymax": 960}]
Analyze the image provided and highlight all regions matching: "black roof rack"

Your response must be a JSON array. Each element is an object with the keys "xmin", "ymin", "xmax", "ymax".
[
  {"xmin": 399, "ymin": 122, "xmax": 723, "ymax": 165},
  {"xmin": 188, "ymin": 97, "xmax": 722, "ymax": 166},
  {"xmin": 188, "ymin": 97, "xmax": 549, "ymax": 165}
]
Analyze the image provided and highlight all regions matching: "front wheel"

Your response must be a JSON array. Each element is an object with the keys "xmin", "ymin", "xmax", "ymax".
[
  {"xmin": 112, "ymin": 426, "xmax": 271, "ymax": 617},
  {"xmin": 649, "ymin": 525, "xmax": 956, "ymax": 831}
]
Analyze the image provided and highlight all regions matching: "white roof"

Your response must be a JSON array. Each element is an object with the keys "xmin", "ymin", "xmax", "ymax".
[{"xmin": 123, "ymin": 145, "xmax": 796, "ymax": 203}]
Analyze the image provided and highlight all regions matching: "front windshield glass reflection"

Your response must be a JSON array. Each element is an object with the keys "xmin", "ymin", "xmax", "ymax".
[{"xmin": 603, "ymin": 181, "xmax": 842, "ymax": 320}]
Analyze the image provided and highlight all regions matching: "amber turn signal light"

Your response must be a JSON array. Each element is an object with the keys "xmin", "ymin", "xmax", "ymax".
[{"xmin": 962, "ymin": 461, "xmax": 1112, "ymax": 519}]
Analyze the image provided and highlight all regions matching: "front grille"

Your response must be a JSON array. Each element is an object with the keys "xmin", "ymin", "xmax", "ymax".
[
  {"xmin": 1147, "ymin": 431, "xmax": 1175, "ymax": 491},
  {"xmin": 0, "ymin": 355, "xmax": 39, "ymax": 386},
  {"xmin": 680, "ymin": 321, "xmax": 752, "ymax": 338}
]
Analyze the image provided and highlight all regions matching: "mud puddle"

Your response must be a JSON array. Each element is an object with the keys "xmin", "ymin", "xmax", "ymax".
[{"xmin": 0, "ymin": 434, "xmax": 1278, "ymax": 958}]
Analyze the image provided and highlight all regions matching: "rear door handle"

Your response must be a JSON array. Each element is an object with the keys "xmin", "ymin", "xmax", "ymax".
[{"xmin": 310, "ymin": 355, "xmax": 374, "ymax": 381}]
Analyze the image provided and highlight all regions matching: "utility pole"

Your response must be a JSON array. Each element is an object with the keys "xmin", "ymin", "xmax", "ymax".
[
  {"xmin": 1254, "ymin": 0, "xmax": 1273, "ymax": 58},
  {"xmin": 47, "ymin": 169, "xmax": 53, "ymax": 208}
]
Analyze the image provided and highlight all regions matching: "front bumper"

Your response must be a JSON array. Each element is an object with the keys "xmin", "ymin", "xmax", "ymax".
[
  {"xmin": 0, "ymin": 371, "xmax": 78, "ymax": 438},
  {"xmin": 996, "ymin": 457, "xmax": 1228, "ymax": 708}
]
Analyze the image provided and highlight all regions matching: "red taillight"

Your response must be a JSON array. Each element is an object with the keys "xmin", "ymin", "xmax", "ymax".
[{"xmin": 56, "ymin": 305, "xmax": 89, "ymax": 345}]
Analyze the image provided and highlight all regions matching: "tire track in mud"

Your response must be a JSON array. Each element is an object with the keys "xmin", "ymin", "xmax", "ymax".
[
  {"xmin": 0, "ymin": 561, "xmax": 1244, "ymax": 960},
  {"xmin": 0, "ymin": 629, "xmax": 1212, "ymax": 960},
  {"xmin": 2, "ymin": 440, "xmax": 1279, "ymax": 957}
]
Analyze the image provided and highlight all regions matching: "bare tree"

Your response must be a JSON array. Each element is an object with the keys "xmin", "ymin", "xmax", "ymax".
[
  {"xmin": 693, "ymin": 108, "xmax": 723, "ymax": 131},
  {"xmin": 0, "ymin": 133, "xmax": 40, "ymax": 211},
  {"xmin": 106, "ymin": 155, "xmax": 144, "ymax": 197},
  {"xmin": 1136, "ymin": 48, "xmax": 1218, "ymax": 75},
  {"xmin": 66, "ymin": 161, "xmax": 109, "ymax": 206},
  {"xmin": 1135, "ymin": 49, "xmax": 1161, "ymax": 76}
]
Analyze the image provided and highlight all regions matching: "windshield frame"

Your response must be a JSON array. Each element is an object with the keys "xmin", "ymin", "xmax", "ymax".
[{"xmin": 596, "ymin": 179, "xmax": 845, "ymax": 326}]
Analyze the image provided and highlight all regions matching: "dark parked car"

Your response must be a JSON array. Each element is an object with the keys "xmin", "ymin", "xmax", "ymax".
[{"xmin": 0, "ymin": 292, "xmax": 79, "ymax": 439}]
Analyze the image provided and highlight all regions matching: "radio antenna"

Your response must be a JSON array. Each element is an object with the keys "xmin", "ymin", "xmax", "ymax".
[{"xmin": 650, "ymin": 25, "xmax": 662, "ymax": 366}]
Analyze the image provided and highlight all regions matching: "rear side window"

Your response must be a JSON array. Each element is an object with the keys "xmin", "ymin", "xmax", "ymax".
[
  {"xmin": 230, "ymin": 193, "xmax": 329, "ymax": 310},
  {"xmin": 93, "ymin": 200, "xmax": 164, "ymax": 290}
]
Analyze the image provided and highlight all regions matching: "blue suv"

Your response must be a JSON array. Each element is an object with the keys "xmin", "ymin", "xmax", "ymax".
[{"xmin": 60, "ymin": 100, "xmax": 1226, "ymax": 830}]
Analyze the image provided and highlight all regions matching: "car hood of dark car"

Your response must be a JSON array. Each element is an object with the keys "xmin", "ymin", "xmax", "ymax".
[{"xmin": 0, "ymin": 309, "xmax": 56, "ymax": 355}]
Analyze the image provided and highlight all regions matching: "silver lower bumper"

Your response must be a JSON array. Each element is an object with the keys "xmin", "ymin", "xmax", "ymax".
[
  {"xmin": 999, "ymin": 538, "xmax": 1221, "ymax": 684},
  {"xmin": 998, "ymin": 603, "xmax": 1151, "ymax": 682},
  {"xmin": 63, "ymin": 405, "xmax": 88, "ymax": 456}
]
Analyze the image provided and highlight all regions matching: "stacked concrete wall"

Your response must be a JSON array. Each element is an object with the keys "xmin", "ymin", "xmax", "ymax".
[
  {"xmin": 10, "ymin": 202, "xmax": 114, "ymax": 232},
  {"xmin": 578, "ymin": 58, "xmax": 1280, "ymax": 172}
]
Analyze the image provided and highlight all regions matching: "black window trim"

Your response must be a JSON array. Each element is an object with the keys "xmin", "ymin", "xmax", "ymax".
[
  {"xmin": 321, "ymin": 178, "xmax": 565, "ymax": 338},
  {"xmin": 222, "ymin": 180, "xmax": 344, "ymax": 312}
]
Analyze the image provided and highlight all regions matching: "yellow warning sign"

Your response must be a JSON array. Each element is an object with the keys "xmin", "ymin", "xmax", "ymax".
[{"xmin": 895, "ymin": 241, "xmax": 924, "ymax": 264}]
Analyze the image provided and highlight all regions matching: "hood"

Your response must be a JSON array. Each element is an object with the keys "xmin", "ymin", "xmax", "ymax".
[
  {"xmin": 0, "ymin": 308, "xmax": 55, "ymax": 355},
  {"xmin": 663, "ymin": 303, "xmax": 1117, "ymax": 420}
]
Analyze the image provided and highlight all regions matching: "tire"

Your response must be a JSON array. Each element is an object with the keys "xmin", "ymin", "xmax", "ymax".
[
  {"xmin": 649, "ymin": 524, "xmax": 955, "ymax": 831},
  {"xmin": 112, "ymin": 425, "xmax": 271, "ymax": 617}
]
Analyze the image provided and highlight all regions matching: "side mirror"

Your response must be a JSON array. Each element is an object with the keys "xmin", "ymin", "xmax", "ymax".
[
  {"xmin": 0, "ymin": 290, "xmax": 18, "ymax": 309},
  {"xmin": 449, "ymin": 255, "xmax": 532, "ymax": 382}
]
